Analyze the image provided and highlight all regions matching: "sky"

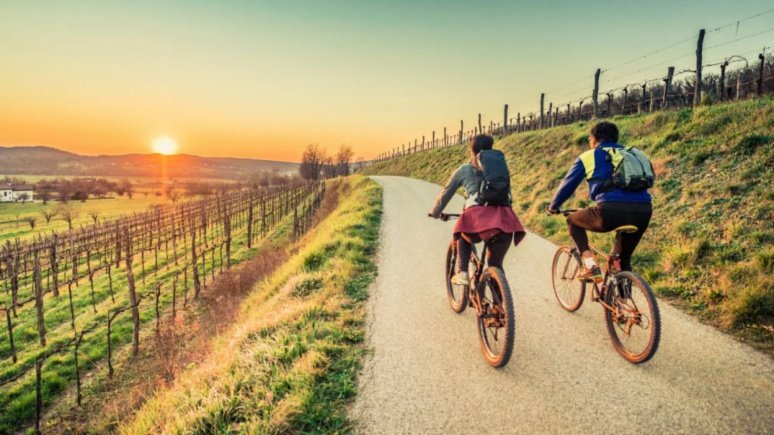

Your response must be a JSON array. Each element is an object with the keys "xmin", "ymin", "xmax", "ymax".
[{"xmin": 1, "ymin": 0, "xmax": 772, "ymax": 162}]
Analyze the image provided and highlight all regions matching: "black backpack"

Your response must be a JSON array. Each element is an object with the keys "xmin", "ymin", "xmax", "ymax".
[{"xmin": 476, "ymin": 150, "xmax": 512, "ymax": 206}]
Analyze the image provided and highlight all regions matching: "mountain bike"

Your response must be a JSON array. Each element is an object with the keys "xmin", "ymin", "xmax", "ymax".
[
  {"xmin": 432, "ymin": 213, "xmax": 515, "ymax": 368},
  {"xmin": 549, "ymin": 209, "xmax": 661, "ymax": 363}
]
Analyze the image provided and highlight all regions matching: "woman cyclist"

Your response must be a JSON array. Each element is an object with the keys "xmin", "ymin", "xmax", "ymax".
[{"xmin": 429, "ymin": 135, "xmax": 525, "ymax": 285}]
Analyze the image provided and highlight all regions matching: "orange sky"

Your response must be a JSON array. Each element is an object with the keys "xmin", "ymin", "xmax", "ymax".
[{"xmin": 1, "ymin": 1, "xmax": 772, "ymax": 162}]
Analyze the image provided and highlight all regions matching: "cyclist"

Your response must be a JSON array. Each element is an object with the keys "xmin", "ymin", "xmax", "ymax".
[
  {"xmin": 547, "ymin": 121, "xmax": 653, "ymax": 282},
  {"xmin": 429, "ymin": 134, "xmax": 525, "ymax": 286}
]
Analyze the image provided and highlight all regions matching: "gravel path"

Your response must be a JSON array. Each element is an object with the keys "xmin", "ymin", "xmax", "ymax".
[{"xmin": 351, "ymin": 175, "xmax": 774, "ymax": 435}]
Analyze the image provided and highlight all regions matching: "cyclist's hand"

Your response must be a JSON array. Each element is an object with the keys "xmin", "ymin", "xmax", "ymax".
[
  {"xmin": 546, "ymin": 207, "xmax": 559, "ymax": 215},
  {"xmin": 427, "ymin": 212, "xmax": 437, "ymax": 219}
]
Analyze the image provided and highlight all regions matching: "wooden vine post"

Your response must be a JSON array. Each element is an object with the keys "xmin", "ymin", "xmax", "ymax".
[
  {"xmin": 124, "ymin": 227, "xmax": 140, "ymax": 356},
  {"xmin": 33, "ymin": 251, "xmax": 46, "ymax": 346}
]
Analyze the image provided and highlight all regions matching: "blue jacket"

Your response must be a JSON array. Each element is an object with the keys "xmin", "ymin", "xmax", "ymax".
[{"xmin": 549, "ymin": 143, "xmax": 651, "ymax": 210}]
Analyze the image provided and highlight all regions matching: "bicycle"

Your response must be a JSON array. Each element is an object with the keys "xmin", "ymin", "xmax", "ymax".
[
  {"xmin": 549, "ymin": 209, "xmax": 661, "ymax": 364},
  {"xmin": 432, "ymin": 213, "xmax": 515, "ymax": 368}
]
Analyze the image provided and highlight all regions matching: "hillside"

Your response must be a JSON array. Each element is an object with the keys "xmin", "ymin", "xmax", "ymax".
[
  {"xmin": 361, "ymin": 97, "xmax": 774, "ymax": 352},
  {"xmin": 0, "ymin": 146, "xmax": 298, "ymax": 180},
  {"xmin": 117, "ymin": 176, "xmax": 381, "ymax": 433}
]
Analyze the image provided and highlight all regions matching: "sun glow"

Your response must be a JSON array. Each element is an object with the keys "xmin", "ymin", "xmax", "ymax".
[{"xmin": 152, "ymin": 136, "xmax": 178, "ymax": 155}]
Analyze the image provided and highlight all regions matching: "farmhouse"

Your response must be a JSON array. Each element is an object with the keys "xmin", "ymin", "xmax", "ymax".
[{"xmin": 0, "ymin": 184, "xmax": 34, "ymax": 202}]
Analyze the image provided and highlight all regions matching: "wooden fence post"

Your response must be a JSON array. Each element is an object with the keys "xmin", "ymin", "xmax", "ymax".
[
  {"xmin": 640, "ymin": 83, "xmax": 647, "ymax": 113},
  {"xmin": 4, "ymin": 306, "xmax": 16, "ymax": 363},
  {"xmin": 592, "ymin": 68, "xmax": 601, "ymax": 117},
  {"xmin": 662, "ymin": 66, "xmax": 675, "ymax": 109},
  {"xmin": 622, "ymin": 87, "xmax": 629, "ymax": 113},
  {"xmin": 124, "ymin": 228, "xmax": 140, "ymax": 355},
  {"xmin": 33, "ymin": 251, "xmax": 46, "ymax": 346},
  {"xmin": 477, "ymin": 113, "xmax": 482, "ymax": 133},
  {"xmin": 757, "ymin": 53, "xmax": 765, "ymax": 96},
  {"xmin": 49, "ymin": 235, "xmax": 59, "ymax": 297},
  {"xmin": 503, "ymin": 104, "xmax": 509, "ymax": 133},
  {"xmin": 694, "ymin": 29, "xmax": 705, "ymax": 106},
  {"xmin": 719, "ymin": 61, "xmax": 728, "ymax": 101},
  {"xmin": 35, "ymin": 358, "xmax": 42, "ymax": 435},
  {"xmin": 539, "ymin": 93, "xmax": 545, "ymax": 128}
]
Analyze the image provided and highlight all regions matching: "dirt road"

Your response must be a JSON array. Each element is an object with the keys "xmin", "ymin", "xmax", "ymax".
[{"xmin": 351, "ymin": 176, "xmax": 774, "ymax": 434}]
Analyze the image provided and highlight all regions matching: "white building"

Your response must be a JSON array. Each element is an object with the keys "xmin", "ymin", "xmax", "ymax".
[{"xmin": 0, "ymin": 184, "xmax": 34, "ymax": 202}]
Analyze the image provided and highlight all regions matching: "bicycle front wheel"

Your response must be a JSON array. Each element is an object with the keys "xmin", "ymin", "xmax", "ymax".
[
  {"xmin": 604, "ymin": 271, "xmax": 661, "ymax": 364},
  {"xmin": 551, "ymin": 246, "xmax": 585, "ymax": 312},
  {"xmin": 476, "ymin": 267, "xmax": 515, "ymax": 368},
  {"xmin": 445, "ymin": 241, "xmax": 468, "ymax": 313}
]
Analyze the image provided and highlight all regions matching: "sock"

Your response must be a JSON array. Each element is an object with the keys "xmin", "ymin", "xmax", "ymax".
[{"xmin": 583, "ymin": 256, "xmax": 597, "ymax": 269}]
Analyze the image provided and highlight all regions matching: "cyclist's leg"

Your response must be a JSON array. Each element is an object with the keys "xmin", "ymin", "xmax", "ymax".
[
  {"xmin": 486, "ymin": 232, "xmax": 514, "ymax": 269},
  {"xmin": 618, "ymin": 210, "xmax": 652, "ymax": 271},
  {"xmin": 455, "ymin": 233, "xmax": 471, "ymax": 272},
  {"xmin": 566, "ymin": 206, "xmax": 605, "ymax": 253}
]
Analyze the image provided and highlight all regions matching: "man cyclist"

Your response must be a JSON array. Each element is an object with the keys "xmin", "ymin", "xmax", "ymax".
[{"xmin": 547, "ymin": 121, "xmax": 653, "ymax": 282}]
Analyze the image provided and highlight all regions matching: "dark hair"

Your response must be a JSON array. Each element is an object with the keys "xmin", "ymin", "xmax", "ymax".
[
  {"xmin": 469, "ymin": 134, "xmax": 494, "ymax": 155},
  {"xmin": 590, "ymin": 121, "xmax": 619, "ymax": 144}
]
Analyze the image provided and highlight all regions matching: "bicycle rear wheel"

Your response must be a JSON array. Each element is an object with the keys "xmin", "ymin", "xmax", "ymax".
[
  {"xmin": 445, "ymin": 241, "xmax": 468, "ymax": 313},
  {"xmin": 551, "ymin": 246, "xmax": 585, "ymax": 312},
  {"xmin": 604, "ymin": 271, "xmax": 661, "ymax": 364},
  {"xmin": 476, "ymin": 267, "xmax": 515, "ymax": 368}
]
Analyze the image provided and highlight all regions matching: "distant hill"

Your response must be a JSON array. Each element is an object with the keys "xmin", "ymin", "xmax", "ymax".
[{"xmin": 0, "ymin": 146, "xmax": 298, "ymax": 180}]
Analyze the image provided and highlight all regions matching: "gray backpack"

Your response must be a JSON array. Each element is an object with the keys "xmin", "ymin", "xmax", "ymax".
[
  {"xmin": 476, "ymin": 150, "xmax": 512, "ymax": 205},
  {"xmin": 603, "ymin": 146, "xmax": 655, "ymax": 192}
]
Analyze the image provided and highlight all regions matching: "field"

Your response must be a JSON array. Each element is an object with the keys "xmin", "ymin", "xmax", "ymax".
[
  {"xmin": 0, "ymin": 197, "xmax": 169, "ymax": 243},
  {"xmin": 0, "ymin": 182, "xmax": 324, "ymax": 432},
  {"xmin": 362, "ymin": 96, "xmax": 774, "ymax": 352}
]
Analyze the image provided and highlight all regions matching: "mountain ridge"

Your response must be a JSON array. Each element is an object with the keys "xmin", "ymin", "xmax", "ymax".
[{"xmin": 0, "ymin": 145, "xmax": 298, "ymax": 179}]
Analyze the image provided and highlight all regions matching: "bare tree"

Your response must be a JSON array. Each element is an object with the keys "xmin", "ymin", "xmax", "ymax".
[
  {"xmin": 299, "ymin": 144, "xmax": 326, "ymax": 180},
  {"xmin": 57, "ymin": 180, "xmax": 73, "ymax": 202},
  {"xmin": 322, "ymin": 155, "xmax": 337, "ymax": 178},
  {"xmin": 57, "ymin": 203, "xmax": 79, "ymax": 230},
  {"xmin": 90, "ymin": 211, "xmax": 100, "ymax": 223},
  {"xmin": 24, "ymin": 216, "xmax": 36, "ymax": 229},
  {"xmin": 39, "ymin": 190, "xmax": 51, "ymax": 205},
  {"xmin": 41, "ymin": 210, "xmax": 57, "ymax": 224},
  {"xmin": 335, "ymin": 144, "xmax": 354, "ymax": 176},
  {"xmin": 120, "ymin": 179, "xmax": 134, "ymax": 199}
]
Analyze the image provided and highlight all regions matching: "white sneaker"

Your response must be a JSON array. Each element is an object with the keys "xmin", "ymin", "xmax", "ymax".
[{"xmin": 451, "ymin": 271, "xmax": 470, "ymax": 286}]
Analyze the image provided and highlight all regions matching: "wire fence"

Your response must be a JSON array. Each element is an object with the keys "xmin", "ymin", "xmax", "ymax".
[{"xmin": 371, "ymin": 14, "xmax": 774, "ymax": 163}]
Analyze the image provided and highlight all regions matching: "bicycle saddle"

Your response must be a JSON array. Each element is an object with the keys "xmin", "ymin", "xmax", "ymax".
[{"xmin": 614, "ymin": 225, "xmax": 638, "ymax": 234}]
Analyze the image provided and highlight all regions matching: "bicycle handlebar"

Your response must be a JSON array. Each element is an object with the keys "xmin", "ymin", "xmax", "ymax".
[
  {"xmin": 428, "ymin": 213, "xmax": 461, "ymax": 221},
  {"xmin": 547, "ymin": 208, "xmax": 579, "ymax": 217}
]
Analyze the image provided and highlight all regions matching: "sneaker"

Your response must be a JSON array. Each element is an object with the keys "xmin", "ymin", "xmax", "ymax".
[
  {"xmin": 451, "ymin": 271, "xmax": 470, "ymax": 286},
  {"xmin": 577, "ymin": 266, "xmax": 603, "ymax": 283}
]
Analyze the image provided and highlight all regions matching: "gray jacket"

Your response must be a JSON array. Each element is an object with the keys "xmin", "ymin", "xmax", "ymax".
[{"xmin": 430, "ymin": 163, "xmax": 483, "ymax": 217}]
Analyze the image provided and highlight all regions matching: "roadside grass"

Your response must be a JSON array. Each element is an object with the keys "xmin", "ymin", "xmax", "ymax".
[
  {"xmin": 121, "ymin": 175, "xmax": 382, "ymax": 433},
  {"xmin": 362, "ymin": 96, "xmax": 774, "ymax": 352}
]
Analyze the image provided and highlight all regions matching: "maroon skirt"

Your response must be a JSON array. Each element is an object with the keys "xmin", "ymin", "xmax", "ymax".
[{"xmin": 454, "ymin": 205, "xmax": 525, "ymax": 243}]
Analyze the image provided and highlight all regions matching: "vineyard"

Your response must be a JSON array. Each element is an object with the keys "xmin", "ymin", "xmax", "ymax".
[{"xmin": 0, "ymin": 181, "xmax": 325, "ymax": 433}]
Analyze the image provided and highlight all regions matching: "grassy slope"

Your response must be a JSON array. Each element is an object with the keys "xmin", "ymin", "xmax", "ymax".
[
  {"xmin": 362, "ymin": 97, "xmax": 774, "ymax": 351},
  {"xmin": 122, "ymin": 176, "xmax": 382, "ymax": 433}
]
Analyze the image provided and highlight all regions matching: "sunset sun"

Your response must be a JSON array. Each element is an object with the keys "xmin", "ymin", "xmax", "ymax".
[{"xmin": 152, "ymin": 136, "xmax": 178, "ymax": 155}]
